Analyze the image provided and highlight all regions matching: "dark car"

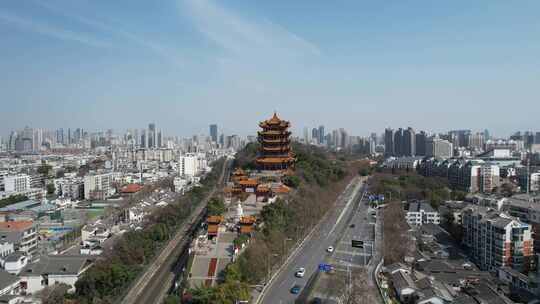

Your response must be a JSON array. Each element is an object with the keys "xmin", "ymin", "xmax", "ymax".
[
  {"xmin": 290, "ymin": 284, "xmax": 302, "ymax": 294},
  {"xmin": 311, "ymin": 298, "xmax": 323, "ymax": 304},
  {"xmin": 349, "ymin": 224, "xmax": 355, "ymax": 228}
]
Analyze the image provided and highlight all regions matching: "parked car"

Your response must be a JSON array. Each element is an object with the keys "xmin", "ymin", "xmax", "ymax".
[
  {"xmin": 327, "ymin": 246, "xmax": 334, "ymax": 253},
  {"xmin": 295, "ymin": 267, "xmax": 306, "ymax": 278}
]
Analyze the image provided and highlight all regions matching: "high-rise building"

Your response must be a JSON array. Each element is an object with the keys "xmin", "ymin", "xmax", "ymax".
[
  {"xmin": 467, "ymin": 132, "xmax": 485, "ymax": 150},
  {"xmin": 426, "ymin": 137, "xmax": 453, "ymax": 159},
  {"xmin": 449, "ymin": 130, "xmax": 471, "ymax": 148},
  {"xmin": 56, "ymin": 128, "xmax": 64, "ymax": 145},
  {"xmin": 8, "ymin": 131, "xmax": 18, "ymax": 151},
  {"xmin": 462, "ymin": 206, "xmax": 533, "ymax": 273},
  {"xmin": 157, "ymin": 129, "xmax": 163, "ymax": 148},
  {"xmin": 403, "ymin": 127, "xmax": 415, "ymax": 156},
  {"xmin": 535, "ymin": 132, "xmax": 540, "ymax": 144},
  {"xmin": 318, "ymin": 125, "xmax": 325, "ymax": 144},
  {"xmin": 148, "ymin": 123, "xmax": 156, "ymax": 148},
  {"xmin": 483, "ymin": 129, "xmax": 490, "ymax": 141},
  {"xmin": 303, "ymin": 127, "xmax": 310, "ymax": 144},
  {"xmin": 384, "ymin": 128, "xmax": 394, "ymax": 157},
  {"xmin": 415, "ymin": 131, "xmax": 427, "ymax": 156},
  {"xmin": 369, "ymin": 133, "xmax": 377, "ymax": 155},
  {"xmin": 311, "ymin": 128, "xmax": 319, "ymax": 144},
  {"xmin": 209, "ymin": 124, "xmax": 218, "ymax": 143},
  {"xmin": 393, "ymin": 128, "xmax": 404, "ymax": 156}
]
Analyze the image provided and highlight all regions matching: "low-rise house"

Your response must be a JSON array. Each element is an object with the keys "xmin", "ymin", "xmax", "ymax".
[
  {"xmin": 0, "ymin": 269, "xmax": 21, "ymax": 297},
  {"xmin": 19, "ymin": 255, "xmax": 93, "ymax": 294},
  {"xmin": 406, "ymin": 202, "xmax": 440, "ymax": 226},
  {"xmin": 81, "ymin": 223, "xmax": 110, "ymax": 244},
  {"xmin": 3, "ymin": 252, "xmax": 27, "ymax": 275}
]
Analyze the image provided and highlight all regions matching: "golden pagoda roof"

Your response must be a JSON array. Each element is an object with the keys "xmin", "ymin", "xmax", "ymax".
[
  {"xmin": 256, "ymin": 156, "xmax": 295, "ymax": 164},
  {"xmin": 262, "ymin": 146, "xmax": 290, "ymax": 151},
  {"xmin": 259, "ymin": 112, "xmax": 290, "ymax": 128}
]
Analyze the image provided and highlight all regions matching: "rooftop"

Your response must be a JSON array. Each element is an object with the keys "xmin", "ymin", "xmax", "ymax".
[
  {"xmin": 0, "ymin": 221, "xmax": 33, "ymax": 231},
  {"xmin": 20, "ymin": 255, "xmax": 93, "ymax": 276}
]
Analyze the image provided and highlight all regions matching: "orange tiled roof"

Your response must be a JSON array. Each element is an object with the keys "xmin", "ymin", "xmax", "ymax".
[
  {"xmin": 0, "ymin": 221, "xmax": 33, "ymax": 231},
  {"xmin": 259, "ymin": 113, "xmax": 290, "ymax": 128},
  {"xmin": 238, "ymin": 179, "xmax": 258, "ymax": 186},
  {"xmin": 121, "ymin": 184, "xmax": 142, "ymax": 193},
  {"xmin": 256, "ymin": 157, "xmax": 294, "ymax": 164},
  {"xmin": 273, "ymin": 184, "xmax": 291, "ymax": 194},
  {"xmin": 208, "ymin": 224, "xmax": 219, "ymax": 235},
  {"xmin": 207, "ymin": 215, "xmax": 223, "ymax": 224},
  {"xmin": 257, "ymin": 185, "xmax": 270, "ymax": 192},
  {"xmin": 240, "ymin": 215, "xmax": 256, "ymax": 224},
  {"xmin": 240, "ymin": 226, "xmax": 254, "ymax": 234},
  {"xmin": 233, "ymin": 168, "xmax": 246, "ymax": 176}
]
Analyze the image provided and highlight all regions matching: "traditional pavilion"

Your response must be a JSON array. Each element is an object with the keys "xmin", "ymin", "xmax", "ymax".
[{"xmin": 256, "ymin": 112, "xmax": 295, "ymax": 171}]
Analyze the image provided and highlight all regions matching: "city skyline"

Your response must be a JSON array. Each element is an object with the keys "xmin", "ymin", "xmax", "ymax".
[{"xmin": 2, "ymin": 1, "xmax": 540, "ymax": 136}]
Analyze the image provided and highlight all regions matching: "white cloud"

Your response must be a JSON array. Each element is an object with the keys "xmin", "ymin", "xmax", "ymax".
[
  {"xmin": 0, "ymin": 11, "xmax": 111, "ymax": 48},
  {"xmin": 183, "ymin": 0, "xmax": 321, "ymax": 58},
  {"xmin": 34, "ymin": 1, "xmax": 185, "ymax": 68}
]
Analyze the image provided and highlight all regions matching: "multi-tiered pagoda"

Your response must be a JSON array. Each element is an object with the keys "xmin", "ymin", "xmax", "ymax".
[{"xmin": 256, "ymin": 113, "xmax": 294, "ymax": 171}]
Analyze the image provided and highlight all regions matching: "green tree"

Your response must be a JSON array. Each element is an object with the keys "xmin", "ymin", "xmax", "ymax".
[
  {"xmin": 38, "ymin": 164, "xmax": 52, "ymax": 176},
  {"xmin": 163, "ymin": 295, "xmax": 180, "ymax": 304},
  {"xmin": 207, "ymin": 197, "xmax": 226, "ymax": 216},
  {"xmin": 47, "ymin": 183, "xmax": 56, "ymax": 195},
  {"xmin": 282, "ymin": 175, "xmax": 301, "ymax": 188}
]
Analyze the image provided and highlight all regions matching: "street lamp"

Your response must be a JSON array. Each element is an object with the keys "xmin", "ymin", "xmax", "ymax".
[
  {"xmin": 282, "ymin": 238, "xmax": 293, "ymax": 262},
  {"xmin": 265, "ymin": 253, "xmax": 279, "ymax": 285}
]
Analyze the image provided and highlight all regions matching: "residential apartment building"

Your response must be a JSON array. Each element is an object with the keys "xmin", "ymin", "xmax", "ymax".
[
  {"xmin": 3, "ymin": 175, "xmax": 30, "ymax": 193},
  {"xmin": 0, "ymin": 221, "xmax": 38, "ymax": 259},
  {"xmin": 426, "ymin": 137, "xmax": 453, "ymax": 159},
  {"xmin": 419, "ymin": 158, "xmax": 500, "ymax": 193},
  {"xmin": 502, "ymin": 197, "xmax": 540, "ymax": 261},
  {"xmin": 406, "ymin": 202, "xmax": 440, "ymax": 226},
  {"xmin": 84, "ymin": 172, "xmax": 114, "ymax": 200},
  {"xmin": 178, "ymin": 154, "xmax": 198, "ymax": 177},
  {"xmin": 462, "ymin": 206, "xmax": 533, "ymax": 273}
]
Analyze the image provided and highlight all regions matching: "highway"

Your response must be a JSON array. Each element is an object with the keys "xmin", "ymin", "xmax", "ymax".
[
  {"xmin": 259, "ymin": 176, "xmax": 367, "ymax": 304},
  {"xmin": 121, "ymin": 158, "xmax": 231, "ymax": 304}
]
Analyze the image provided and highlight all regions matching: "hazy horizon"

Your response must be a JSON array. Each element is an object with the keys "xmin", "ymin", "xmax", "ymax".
[{"xmin": 1, "ymin": 0, "xmax": 539, "ymax": 138}]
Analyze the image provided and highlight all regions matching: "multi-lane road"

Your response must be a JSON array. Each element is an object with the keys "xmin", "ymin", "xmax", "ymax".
[{"xmin": 259, "ymin": 176, "xmax": 368, "ymax": 304}]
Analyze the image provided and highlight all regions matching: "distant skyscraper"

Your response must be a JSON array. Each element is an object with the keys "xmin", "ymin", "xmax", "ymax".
[
  {"xmin": 318, "ymin": 125, "xmax": 325, "ymax": 144},
  {"xmin": 209, "ymin": 124, "xmax": 218, "ymax": 143},
  {"xmin": 311, "ymin": 128, "xmax": 319, "ymax": 144},
  {"xmin": 148, "ymin": 123, "xmax": 156, "ymax": 148},
  {"xmin": 426, "ymin": 137, "xmax": 453, "ymax": 159},
  {"xmin": 141, "ymin": 130, "xmax": 147, "ymax": 148},
  {"xmin": 369, "ymin": 133, "xmax": 377, "ymax": 155},
  {"xmin": 384, "ymin": 128, "xmax": 394, "ymax": 157},
  {"xmin": 303, "ymin": 127, "xmax": 310, "ymax": 144},
  {"xmin": 157, "ymin": 129, "xmax": 163, "ymax": 148},
  {"xmin": 403, "ymin": 127, "xmax": 415, "ymax": 156},
  {"xmin": 393, "ymin": 128, "xmax": 404, "ymax": 156},
  {"xmin": 483, "ymin": 129, "xmax": 490, "ymax": 141},
  {"xmin": 535, "ymin": 132, "xmax": 540, "ymax": 144},
  {"xmin": 415, "ymin": 131, "xmax": 427, "ymax": 156}
]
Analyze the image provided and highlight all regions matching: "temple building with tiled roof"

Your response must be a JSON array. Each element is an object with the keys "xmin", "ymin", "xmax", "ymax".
[{"xmin": 256, "ymin": 112, "xmax": 295, "ymax": 171}]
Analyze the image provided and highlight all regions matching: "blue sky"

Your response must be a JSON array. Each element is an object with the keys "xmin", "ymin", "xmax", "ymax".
[{"xmin": 1, "ymin": 0, "xmax": 539, "ymax": 137}]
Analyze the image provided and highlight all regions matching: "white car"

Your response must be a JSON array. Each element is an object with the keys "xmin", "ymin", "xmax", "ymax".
[
  {"xmin": 327, "ymin": 246, "xmax": 334, "ymax": 253},
  {"xmin": 295, "ymin": 267, "xmax": 306, "ymax": 278}
]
